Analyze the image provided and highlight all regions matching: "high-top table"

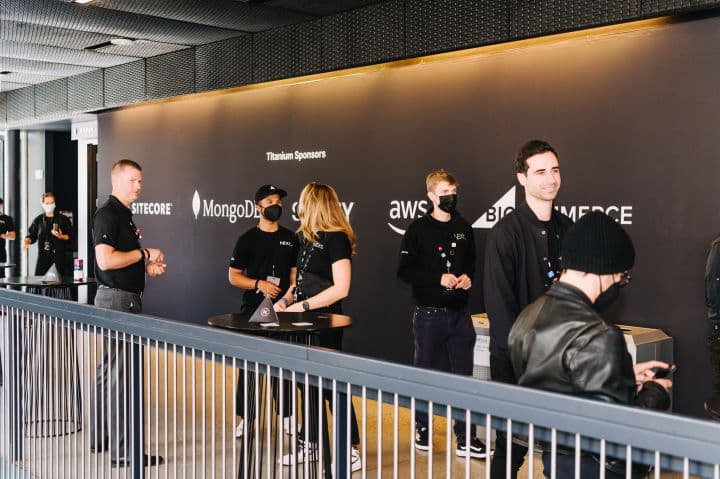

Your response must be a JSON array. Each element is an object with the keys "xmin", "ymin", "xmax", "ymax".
[
  {"xmin": 209, "ymin": 311, "xmax": 353, "ymax": 479},
  {"xmin": 0, "ymin": 277, "xmax": 95, "ymax": 438}
]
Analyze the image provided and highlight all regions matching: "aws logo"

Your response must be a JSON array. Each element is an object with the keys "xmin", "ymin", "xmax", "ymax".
[{"xmin": 387, "ymin": 200, "xmax": 430, "ymax": 235}]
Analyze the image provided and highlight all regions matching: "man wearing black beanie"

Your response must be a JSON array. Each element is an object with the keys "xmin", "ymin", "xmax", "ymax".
[{"xmin": 509, "ymin": 211, "xmax": 673, "ymax": 479}]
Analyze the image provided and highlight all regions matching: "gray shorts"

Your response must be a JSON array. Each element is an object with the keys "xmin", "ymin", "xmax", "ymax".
[{"xmin": 95, "ymin": 287, "xmax": 142, "ymax": 314}]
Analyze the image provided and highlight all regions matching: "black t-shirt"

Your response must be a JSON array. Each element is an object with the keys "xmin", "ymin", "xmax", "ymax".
[
  {"xmin": 27, "ymin": 212, "xmax": 72, "ymax": 256},
  {"xmin": 296, "ymin": 231, "xmax": 352, "ymax": 314},
  {"xmin": 541, "ymin": 218, "xmax": 562, "ymax": 283},
  {"xmin": 229, "ymin": 226, "xmax": 299, "ymax": 312},
  {"xmin": 93, "ymin": 195, "xmax": 145, "ymax": 293},
  {"xmin": 0, "ymin": 214, "xmax": 15, "ymax": 261}
]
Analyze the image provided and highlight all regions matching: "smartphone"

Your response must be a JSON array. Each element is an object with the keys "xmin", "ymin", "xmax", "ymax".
[{"xmin": 651, "ymin": 364, "xmax": 677, "ymax": 379}]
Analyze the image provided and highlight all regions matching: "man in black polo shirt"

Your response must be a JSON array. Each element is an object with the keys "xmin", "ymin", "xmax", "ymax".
[
  {"xmin": 0, "ymin": 198, "xmax": 16, "ymax": 275},
  {"xmin": 398, "ymin": 169, "xmax": 490, "ymax": 459},
  {"xmin": 484, "ymin": 140, "xmax": 573, "ymax": 479},
  {"xmin": 90, "ymin": 159, "xmax": 166, "ymax": 468},
  {"xmin": 22, "ymin": 192, "xmax": 72, "ymax": 275},
  {"xmin": 228, "ymin": 184, "xmax": 298, "ymax": 436}
]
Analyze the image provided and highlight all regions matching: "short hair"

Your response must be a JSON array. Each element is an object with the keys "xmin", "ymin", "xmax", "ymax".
[
  {"xmin": 515, "ymin": 140, "xmax": 558, "ymax": 174},
  {"xmin": 425, "ymin": 169, "xmax": 458, "ymax": 193},
  {"xmin": 0, "ymin": 198, "xmax": 4, "ymax": 205},
  {"xmin": 41, "ymin": 192, "xmax": 55, "ymax": 202},
  {"xmin": 111, "ymin": 159, "xmax": 142, "ymax": 175}
]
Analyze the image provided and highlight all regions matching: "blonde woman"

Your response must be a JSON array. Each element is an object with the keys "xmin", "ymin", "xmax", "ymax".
[{"xmin": 277, "ymin": 182, "xmax": 362, "ymax": 472}]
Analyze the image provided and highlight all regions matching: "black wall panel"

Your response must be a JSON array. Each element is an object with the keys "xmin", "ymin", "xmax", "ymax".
[
  {"xmin": 322, "ymin": 0, "xmax": 405, "ymax": 71},
  {"xmin": 146, "ymin": 48, "xmax": 196, "ymax": 100},
  {"xmin": 195, "ymin": 36, "xmax": 254, "ymax": 92},
  {"xmin": 254, "ymin": 20, "xmax": 322, "ymax": 82},
  {"xmin": 6, "ymin": 87, "xmax": 35, "ymax": 124},
  {"xmin": 406, "ymin": 0, "xmax": 507, "ymax": 56},
  {"xmin": 34, "ymin": 78, "xmax": 68, "ymax": 118},
  {"xmin": 509, "ymin": 0, "xmax": 642, "ymax": 40},
  {"xmin": 68, "ymin": 69, "xmax": 104, "ymax": 112},
  {"xmin": 104, "ymin": 59, "xmax": 146, "ymax": 107}
]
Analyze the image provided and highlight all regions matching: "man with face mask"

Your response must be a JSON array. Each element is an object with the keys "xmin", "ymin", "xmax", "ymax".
[
  {"xmin": 0, "ymin": 198, "xmax": 17, "ymax": 270},
  {"xmin": 23, "ymin": 192, "xmax": 72, "ymax": 275},
  {"xmin": 484, "ymin": 140, "xmax": 573, "ymax": 478},
  {"xmin": 228, "ymin": 184, "xmax": 298, "ymax": 436},
  {"xmin": 509, "ymin": 211, "xmax": 672, "ymax": 479},
  {"xmin": 398, "ymin": 170, "xmax": 490, "ymax": 458}
]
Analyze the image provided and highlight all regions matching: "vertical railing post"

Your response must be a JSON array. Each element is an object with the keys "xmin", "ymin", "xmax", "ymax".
[
  {"xmin": 334, "ymin": 381, "xmax": 349, "ymax": 478},
  {"xmin": 131, "ymin": 340, "xmax": 142, "ymax": 479},
  {"xmin": 8, "ymin": 308, "xmax": 22, "ymax": 462}
]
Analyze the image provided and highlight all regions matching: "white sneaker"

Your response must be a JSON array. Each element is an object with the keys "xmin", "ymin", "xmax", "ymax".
[
  {"xmin": 283, "ymin": 416, "xmax": 294, "ymax": 435},
  {"xmin": 280, "ymin": 439, "xmax": 318, "ymax": 466},
  {"xmin": 234, "ymin": 419, "xmax": 244, "ymax": 438},
  {"xmin": 331, "ymin": 447, "xmax": 363, "ymax": 473}
]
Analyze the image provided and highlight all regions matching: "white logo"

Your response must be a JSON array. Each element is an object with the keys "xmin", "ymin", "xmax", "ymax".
[
  {"xmin": 472, "ymin": 187, "xmax": 516, "ymax": 229},
  {"xmin": 260, "ymin": 307, "xmax": 270, "ymax": 317},
  {"xmin": 387, "ymin": 200, "xmax": 429, "ymax": 235},
  {"xmin": 132, "ymin": 201, "xmax": 173, "ymax": 216},
  {"xmin": 290, "ymin": 201, "xmax": 354, "ymax": 222},
  {"xmin": 192, "ymin": 190, "xmax": 201, "ymax": 219},
  {"xmin": 266, "ymin": 150, "xmax": 327, "ymax": 162}
]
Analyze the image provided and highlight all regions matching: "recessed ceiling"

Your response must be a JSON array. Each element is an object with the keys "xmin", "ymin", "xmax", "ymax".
[{"xmin": 0, "ymin": 0, "xmax": 387, "ymax": 92}]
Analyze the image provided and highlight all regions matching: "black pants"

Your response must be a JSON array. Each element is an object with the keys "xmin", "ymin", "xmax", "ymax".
[
  {"xmin": 412, "ymin": 306, "xmax": 476, "ymax": 441},
  {"xmin": 35, "ymin": 251, "xmax": 65, "ymax": 276},
  {"xmin": 542, "ymin": 452, "xmax": 628, "ymax": 479},
  {"xmin": 709, "ymin": 320, "xmax": 720, "ymax": 394},
  {"xmin": 490, "ymin": 351, "xmax": 528, "ymax": 479}
]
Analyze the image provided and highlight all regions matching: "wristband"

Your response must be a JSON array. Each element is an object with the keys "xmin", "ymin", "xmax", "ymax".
[
  {"xmin": 139, "ymin": 248, "xmax": 146, "ymax": 263},
  {"xmin": 279, "ymin": 298, "xmax": 289, "ymax": 306},
  {"xmin": 254, "ymin": 279, "xmax": 260, "ymax": 290},
  {"xmin": 144, "ymin": 248, "xmax": 150, "ymax": 262}
]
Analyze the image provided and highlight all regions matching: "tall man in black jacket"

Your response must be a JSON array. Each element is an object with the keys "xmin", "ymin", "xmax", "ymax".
[
  {"xmin": 484, "ymin": 140, "xmax": 573, "ymax": 478},
  {"xmin": 398, "ymin": 169, "xmax": 490, "ymax": 459}
]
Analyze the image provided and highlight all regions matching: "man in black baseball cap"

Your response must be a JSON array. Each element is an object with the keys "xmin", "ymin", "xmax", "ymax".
[
  {"xmin": 228, "ymin": 184, "xmax": 297, "ymax": 437},
  {"xmin": 509, "ymin": 212, "xmax": 672, "ymax": 479}
]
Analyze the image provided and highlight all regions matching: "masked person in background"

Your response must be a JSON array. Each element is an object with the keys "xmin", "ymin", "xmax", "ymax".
[
  {"xmin": 228, "ymin": 184, "xmax": 298, "ymax": 438},
  {"xmin": 704, "ymin": 235, "xmax": 720, "ymax": 417},
  {"xmin": 23, "ymin": 192, "xmax": 72, "ymax": 275},
  {"xmin": 509, "ymin": 211, "xmax": 672, "ymax": 479},
  {"xmin": 277, "ymin": 182, "xmax": 363, "ymax": 472},
  {"xmin": 398, "ymin": 170, "xmax": 490, "ymax": 459}
]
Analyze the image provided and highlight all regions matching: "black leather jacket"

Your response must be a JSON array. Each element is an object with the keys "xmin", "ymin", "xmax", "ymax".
[{"xmin": 509, "ymin": 282, "xmax": 670, "ymax": 409}]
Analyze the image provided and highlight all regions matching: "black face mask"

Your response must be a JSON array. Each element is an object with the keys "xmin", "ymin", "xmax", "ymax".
[
  {"xmin": 594, "ymin": 283, "xmax": 621, "ymax": 312},
  {"xmin": 262, "ymin": 204, "xmax": 282, "ymax": 222},
  {"xmin": 437, "ymin": 194, "xmax": 458, "ymax": 213}
]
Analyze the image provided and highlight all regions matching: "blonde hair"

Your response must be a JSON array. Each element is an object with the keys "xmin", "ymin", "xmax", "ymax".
[
  {"xmin": 425, "ymin": 169, "xmax": 457, "ymax": 192},
  {"xmin": 297, "ymin": 183, "xmax": 357, "ymax": 254}
]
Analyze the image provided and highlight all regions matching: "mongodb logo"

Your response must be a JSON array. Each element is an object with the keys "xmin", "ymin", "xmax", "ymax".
[{"xmin": 192, "ymin": 190, "xmax": 201, "ymax": 219}]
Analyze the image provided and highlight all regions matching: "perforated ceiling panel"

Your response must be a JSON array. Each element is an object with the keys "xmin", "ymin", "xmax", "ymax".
[
  {"xmin": 0, "ymin": 92, "xmax": 7, "ymax": 122},
  {"xmin": 254, "ymin": 20, "xmax": 322, "ymax": 82},
  {"xmin": 6, "ymin": 86, "xmax": 34, "ymax": 122},
  {"xmin": 91, "ymin": 0, "xmax": 314, "ymax": 33},
  {"xmin": 0, "ymin": 71, "xmax": 60, "ymax": 85},
  {"xmin": 643, "ymin": 0, "xmax": 720, "ymax": 13},
  {"xmin": 0, "ymin": 20, "xmax": 114, "ymax": 50},
  {"xmin": 146, "ymin": 48, "xmax": 196, "ymax": 100},
  {"xmin": 0, "ymin": 56, "xmax": 95, "ymax": 78},
  {"xmin": 195, "ymin": 36, "xmax": 253, "ymax": 92},
  {"xmin": 0, "ymin": 81, "xmax": 29, "ymax": 92},
  {"xmin": 104, "ymin": 58, "xmax": 145, "ymax": 107},
  {"xmin": 322, "ymin": 0, "xmax": 404, "ymax": 71},
  {"xmin": 406, "ymin": 0, "xmax": 507, "ymax": 56},
  {"xmin": 0, "ymin": 40, "xmax": 136, "ymax": 68},
  {"xmin": 34, "ymin": 77, "xmax": 68, "ymax": 117},
  {"xmin": 68, "ymin": 69, "xmax": 103, "ymax": 112},
  {"xmin": 90, "ymin": 40, "xmax": 189, "ymax": 58}
]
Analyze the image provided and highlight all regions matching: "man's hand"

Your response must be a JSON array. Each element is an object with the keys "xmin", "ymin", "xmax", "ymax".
[
  {"xmin": 146, "ymin": 248, "xmax": 164, "ymax": 263},
  {"xmin": 440, "ymin": 274, "xmax": 459, "ymax": 289},
  {"xmin": 50, "ymin": 227, "xmax": 62, "ymax": 238},
  {"xmin": 22, "ymin": 238, "xmax": 31, "ymax": 250},
  {"xmin": 455, "ymin": 274, "xmax": 472, "ymax": 290},
  {"xmin": 634, "ymin": 360, "xmax": 673, "ymax": 391},
  {"xmin": 146, "ymin": 262, "xmax": 166, "ymax": 277},
  {"xmin": 258, "ymin": 280, "xmax": 281, "ymax": 299},
  {"xmin": 274, "ymin": 300, "xmax": 288, "ymax": 312}
]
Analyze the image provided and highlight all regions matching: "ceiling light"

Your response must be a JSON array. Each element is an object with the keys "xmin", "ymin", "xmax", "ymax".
[
  {"xmin": 0, "ymin": 71, "xmax": 11, "ymax": 75},
  {"xmin": 110, "ymin": 38, "xmax": 134, "ymax": 46},
  {"xmin": 73, "ymin": 0, "xmax": 95, "ymax": 4}
]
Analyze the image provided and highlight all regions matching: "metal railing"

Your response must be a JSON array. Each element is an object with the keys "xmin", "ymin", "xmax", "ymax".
[{"xmin": 1, "ymin": 287, "xmax": 719, "ymax": 479}]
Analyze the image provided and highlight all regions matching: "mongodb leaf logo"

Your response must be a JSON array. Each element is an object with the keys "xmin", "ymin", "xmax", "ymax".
[{"xmin": 192, "ymin": 190, "xmax": 201, "ymax": 219}]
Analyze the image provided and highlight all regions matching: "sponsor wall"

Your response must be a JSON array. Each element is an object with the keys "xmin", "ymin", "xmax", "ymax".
[{"xmin": 99, "ymin": 15, "xmax": 720, "ymax": 416}]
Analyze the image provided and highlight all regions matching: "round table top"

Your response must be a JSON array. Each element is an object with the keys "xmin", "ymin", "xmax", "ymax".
[
  {"xmin": 0, "ymin": 276, "xmax": 97, "ymax": 287},
  {"xmin": 0, "ymin": 262, "xmax": 16, "ymax": 269},
  {"xmin": 208, "ymin": 311, "xmax": 352, "ymax": 333}
]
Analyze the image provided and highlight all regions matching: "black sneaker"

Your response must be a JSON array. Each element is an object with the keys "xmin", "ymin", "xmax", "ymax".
[
  {"xmin": 415, "ymin": 427, "xmax": 430, "ymax": 451},
  {"xmin": 456, "ymin": 437, "xmax": 491, "ymax": 459}
]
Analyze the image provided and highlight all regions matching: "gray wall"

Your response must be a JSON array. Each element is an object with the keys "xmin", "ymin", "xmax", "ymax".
[{"xmin": 98, "ymin": 15, "xmax": 720, "ymax": 417}]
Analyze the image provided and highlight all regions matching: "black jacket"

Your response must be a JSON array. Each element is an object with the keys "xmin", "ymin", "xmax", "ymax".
[
  {"xmin": 706, "ymin": 236, "xmax": 720, "ymax": 320},
  {"xmin": 483, "ymin": 201, "xmax": 573, "ymax": 354},
  {"xmin": 509, "ymin": 282, "xmax": 670, "ymax": 409}
]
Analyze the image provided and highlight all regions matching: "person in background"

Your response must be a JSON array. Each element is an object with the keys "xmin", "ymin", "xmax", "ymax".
[
  {"xmin": 0, "ymin": 198, "xmax": 16, "ymax": 275},
  {"xmin": 397, "ymin": 169, "xmax": 489, "ymax": 459},
  {"xmin": 23, "ymin": 192, "xmax": 72, "ymax": 275},
  {"xmin": 705, "ymin": 235, "xmax": 720, "ymax": 417},
  {"xmin": 509, "ymin": 211, "xmax": 672, "ymax": 479},
  {"xmin": 277, "ymin": 182, "xmax": 362, "ymax": 472},
  {"xmin": 484, "ymin": 140, "xmax": 573, "ymax": 478},
  {"xmin": 228, "ymin": 184, "xmax": 298, "ymax": 437}
]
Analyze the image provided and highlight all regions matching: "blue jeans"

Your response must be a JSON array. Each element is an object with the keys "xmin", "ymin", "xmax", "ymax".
[{"xmin": 412, "ymin": 306, "xmax": 476, "ymax": 441}]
